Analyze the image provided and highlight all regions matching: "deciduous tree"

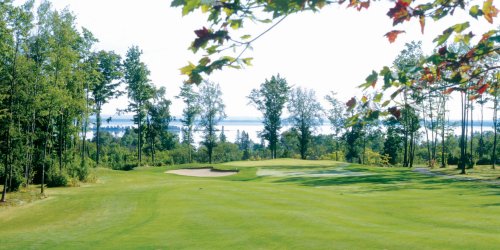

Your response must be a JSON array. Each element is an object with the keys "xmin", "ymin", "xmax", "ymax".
[
  {"xmin": 198, "ymin": 80, "xmax": 226, "ymax": 164},
  {"xmin": 287, "ymin": 87, "xmax": 323, "ymax": 160},
  {"xmin": 248, "ymin": 75, "xmax": 290, "ymax": 159}
]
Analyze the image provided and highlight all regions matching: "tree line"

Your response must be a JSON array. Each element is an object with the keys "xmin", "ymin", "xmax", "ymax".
[{"xmin": 0, "ymin": 1, "xmax": 173, "ymax": 201}]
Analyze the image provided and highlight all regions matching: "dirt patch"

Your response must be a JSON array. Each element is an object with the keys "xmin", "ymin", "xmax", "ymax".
[{"xmin": 165, "ymin": 167, "xmax": 238, "ymax": 177}]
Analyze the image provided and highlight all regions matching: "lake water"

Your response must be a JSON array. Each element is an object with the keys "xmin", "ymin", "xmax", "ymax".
[{"xmin": 87, "ymin": 117, "xmax": 496, "ymax": 144}]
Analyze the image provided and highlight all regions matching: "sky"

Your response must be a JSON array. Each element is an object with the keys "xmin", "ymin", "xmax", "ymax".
[{"xmin": 21, "ymin": 0, "xmax": 499, "ymax": 120}]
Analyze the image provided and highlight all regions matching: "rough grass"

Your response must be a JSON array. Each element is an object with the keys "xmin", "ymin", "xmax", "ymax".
[{"xmin": 1, "ymin": 159, "xmax": 499, "ymax": 249}]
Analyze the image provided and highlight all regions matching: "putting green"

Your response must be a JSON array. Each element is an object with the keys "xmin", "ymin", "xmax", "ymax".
[{"xmin": 1, "ymin": 159, "xmax": 499, "ymax": 249}]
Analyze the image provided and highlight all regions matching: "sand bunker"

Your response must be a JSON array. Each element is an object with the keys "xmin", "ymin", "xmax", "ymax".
[{"xmin": 166, "ymin": 167, "xmax": 238, "ymax": 177}]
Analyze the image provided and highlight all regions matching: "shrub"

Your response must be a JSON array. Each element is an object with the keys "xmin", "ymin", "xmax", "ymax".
[
  {"xmin": 46, "ymin": 172, "xmax": 68, "ymax": 187},
  {"xmin": 0, "ymin": 168, "xmax": 24, "ymax": 192},
  {"xmin": 320, "ymin": 151, "xmax": 345, "ymax": 161},
  {"xmin": 364, "ymin": 149, "xmax": 390, "ymax": 167},
  {"xmin": 476, "ymin": 157, "xmax": 492, "ymax": 165}
]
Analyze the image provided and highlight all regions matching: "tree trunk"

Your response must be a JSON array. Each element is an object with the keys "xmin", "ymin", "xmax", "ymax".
[
  {"xmin": 188, "ymin": 126, "xmax": 192, "ymax": 163},
  {"xmin": 422, "ymin": 100, "xmax": 432, "ymax": 168},
  {"xmin": 479, "ymin": 97, "xmax": 484, "ymax": 159},
  {"xmin": 138, "ymin": 102, "xmax": 142, "ymax": 167},
  {"xmin": 1, "ymin": 155, "xmax": 8, "ymax": 202},
  {"xmin": 82, "ymin": 85, "xmax": 89, "ymax": 169},
  {"xmin": 96, "ymin": 105, "xmax": 101, "ymax": 166},
  {"xmin": 459, "ymin": 92, "xmax": 467, "ymax": 174},
  {"xmin": 468, "ymin": 99, "xmax": 474, "ymax": 169},
  {"xmin": 492, "ymin": 81, "xmax": 498, "ymax": 170},
  {"xmin": 58, "ymin": 111, "xmax": 64, "ymax": 172},
  {"xmin": 440, "ymin": 95, "xmax": 447, "ymax": 168},
  {"xmin": 335, "ymin": 139, "xmax": 339, "ymax": 161},
  {"xmin": 409, "ymin": 131, "xmax": 415, "ymax": 168}
]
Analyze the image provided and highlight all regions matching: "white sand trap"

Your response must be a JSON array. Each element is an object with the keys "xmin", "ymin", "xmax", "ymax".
[{"xmin": 166, "ymin": 168, "xmax": 238, "ymax": 177}]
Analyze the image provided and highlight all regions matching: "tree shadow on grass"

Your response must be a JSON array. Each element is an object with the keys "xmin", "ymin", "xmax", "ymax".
[
  {"xmin": 479, "ymin": 203, "xmax": 500, "ymax": 207},
  {"xmin": 272, "ymin": 168, "xmax": 499, "ymax": 194}
]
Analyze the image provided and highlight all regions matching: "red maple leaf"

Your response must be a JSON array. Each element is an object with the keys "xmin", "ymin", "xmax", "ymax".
[
  {"xmin": 384, "ymin": 30, "xmax": 405, "ymax": 43},
  {"xmin": 387, "ymin": 0, "xmax": 412, "ymax": 25},
  {"xmin": 477, "ymin": 83, "xmax": 490, "ymax": 95},
  {"xmin": 346, "ymin": 97, "xmax": 356, "ymax": 109},
  {"xmin": 438, "ymin": 46, "xmax": 448, "ymax": 55},
  {"xmin": 194, "ymin": 27, "xmax": 210, "ymax": 38},
  {"xmin": 388, "ymin": 106, "xmax": 401, "ymax": 119},
  {"xmin": 357, "ymin": 1, "xmax": 370, "ymax": 11},
  {"xmin": 443, "ymin": 88, "xmax": 455, "ymax": 94}
]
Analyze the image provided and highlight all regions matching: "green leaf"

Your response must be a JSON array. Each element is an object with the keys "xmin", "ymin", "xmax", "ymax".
[
  {"xmin": 206, "ymin": 45, "xmax": 218, "ymax": 55},
  {"xmin": 359, "ymin": 70, "xmax": 378, "ymax": 89},
  {"xmin": 380, "ymin": 66, "xmax": 394, "ymax": 89},
  {"xmin": 417, "ymin": 3, "xmax": 433, "ymax": 11},
  {"xmin": 488, "ymin": 35, "xmax": 500, "ymax": 43},
  {"xmin": 242, "ymin": 57, "xmax": 253, "ymax": 66},
  {"xmin": 382, "ymin": 100, "xmax": 391, "ymax": 107},
  {"xmin": 367, "ymin": 110, "xmax": 380, "ymax": 121},
  {"xmin": 451, "ymin": 22, "xmax": 470, "ymax": 33},
  {"xmin": 182, "ymin": 0, "xmax": 201, "ymax": 16},
  {"xmin": 199, "ymin": 57, "xmax": 211, "ymax": 66},
  {"xmin": 361, "ymin": 96, "xmax": 368, "ymax": 103},
  {"xmin": 230, "ymin": 19, "xmax": 242, "ymax": 30},
  {"xmin": 240, "ymin": 34, "xmax": 252, "ymax": 40},
  {"xmin": 469, "ymin": 5, "xmax": 483, "ymax": 18},
  {"xmin": 180, "ymin": 62, "xmax": 195, "ymax": 75},
  {"xmin": 171, "ymin": 0, "xmax": 185, "ymax": 7},
  {"xmin": 390, "ymin": 88, "xmax": 403, "ymax": 99},
  {"xmin": 374, "ymin": 93, "xmax": 383, "ymax": 103},
  {"xmin": 433, "ymin": 28, "xmax": 453, "ymax": 46}
]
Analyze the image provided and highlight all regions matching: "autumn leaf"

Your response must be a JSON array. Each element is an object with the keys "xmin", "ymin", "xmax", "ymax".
[
  {"xmin": 357, "ymin": 1, "xmax": 370, "ymax": 11},
  {"xmin": 483, "ymin": 0, "xmax": 499, "ymax": 23},
  {"xmin": 387, "ymin": 0, "xmax": 411, "ymax": 25},
  {"xmin": 367, "ymin": 70, "xmax": 378, "ymax": 88},
  {"xmin": 438, "ymin": 46, "xmax": 448, "ymax": 55},
  {"xmin": 361, "ymin": 96, "xmax": 368, "ymax": 103},
  {"xmin": 388, "ymin": 106, "xmax": 401, "ymax": 119},
  {"xmin": 347, "ymin": 0, "xmax": 358, "ymax": 9},
  {"xmin": 469, "ymin": 95, "xmax": 480, "ymax": 100},
  {"xmin": 384, "ymin": 30, "xmax": 405, "ymax": 43},
  {"xmin": 443, "ymin": 88, "xmax": 454, "ymax": 94},
  {"xmin": 419, "ymin": 15, "xmax": 425, "ymax": 34},
  {"xmin": 194, "ymin": 27, "xmax": 210, "ymax": 38},
  {"xmin": 346, "ymin": 97, "xmax": 357, "ymax": 110},
  {"xmin": 477, "ymin": 83, "xmax": 490, "ymax": 94}
]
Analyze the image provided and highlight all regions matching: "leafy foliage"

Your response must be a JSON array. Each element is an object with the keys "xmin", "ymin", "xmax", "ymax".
[
  {"xmin": 172, "ymin": 0, "xmax": 498, "ymax": 85},
  {"xmin": 248, "ymin": 74, "xmax": 291, "ymax": 159}
]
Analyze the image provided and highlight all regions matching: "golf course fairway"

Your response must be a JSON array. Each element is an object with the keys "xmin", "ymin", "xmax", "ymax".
[{"xmin": 1, "ymin": 159, "xmax": 499, "ymax": 249}]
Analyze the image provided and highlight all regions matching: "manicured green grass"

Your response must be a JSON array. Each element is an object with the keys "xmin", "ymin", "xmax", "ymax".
[
  {"xmin": 431, "ymin": 164, "xmax": 500, "ymax": 180},
  {"xmin": 1, "ymin": 159, "xmax": 499, "ymax": 249}
]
